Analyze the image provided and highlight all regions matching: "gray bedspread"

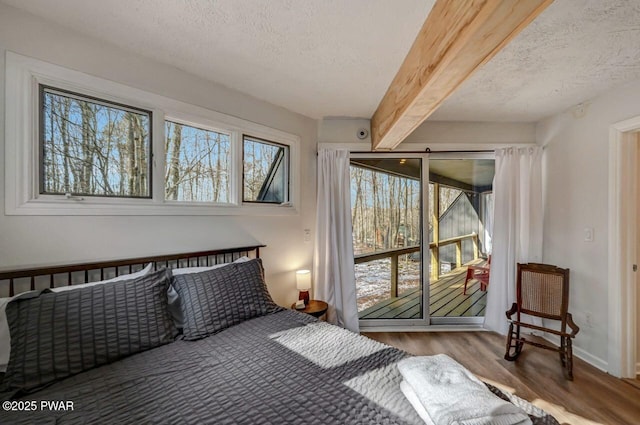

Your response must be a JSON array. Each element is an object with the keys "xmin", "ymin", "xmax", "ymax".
[{"xmin": 0, "ymin": 310, "xmax": 558, "ymax": 424}]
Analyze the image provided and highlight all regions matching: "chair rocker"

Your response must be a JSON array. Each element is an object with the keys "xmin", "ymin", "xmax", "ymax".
[{"xmin": 504, "ymin": 263, "xmax": 579, "ymax": 380}]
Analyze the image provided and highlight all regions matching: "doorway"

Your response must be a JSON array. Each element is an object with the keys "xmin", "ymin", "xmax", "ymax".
[
  {"xmin": 608, "ymin": 118, "xmax": 640, "ymax": 378},
  {"xmin": 636, "ymin": 131, "xmax": 640, "ymax": 382},
  {"xmin": 351, "ymin": 152, "xmax": 495, "ymax": 329}
]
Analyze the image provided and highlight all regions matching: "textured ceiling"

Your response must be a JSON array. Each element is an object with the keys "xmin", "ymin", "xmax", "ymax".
[
  {"xmin": 0, "ymin": 0, "xmax": 432, "ymax": 120},
  {"xmin": 4, "ymin": 0, "xmax": 640, "ymax": 122},
  {"xmin": 431, "ymin": 0, "xmax": 640, "ymax": 121}
]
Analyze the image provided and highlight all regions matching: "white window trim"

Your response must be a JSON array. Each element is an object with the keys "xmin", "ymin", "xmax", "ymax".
[{"xmin": 5, "ymin": 51, "xmax": 300, "ymax": 216}]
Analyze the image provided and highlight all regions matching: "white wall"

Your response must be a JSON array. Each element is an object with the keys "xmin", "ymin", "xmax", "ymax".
[
  {"xmin": 537, "ymin": 78, "xmax": 640, "ymax": 367},
  {"xmin": 318, "ymin": 118, "xmax": 372, "ymax": 145},
  {"xmin": 0, "ymin": 4, "xmax": 318, "ymax": 306},
  {"xmin": 403, "ymin": 121, "xmax": 536, "ymax": 145},
  {"xmin": 318, "ymin": 118, "xmax": 536, "ymax": 148}
]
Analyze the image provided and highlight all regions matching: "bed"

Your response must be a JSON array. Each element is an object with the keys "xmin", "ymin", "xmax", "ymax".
[{"xmin": 0, "ymin": 246, "xmax": 559, "ymax": 425}]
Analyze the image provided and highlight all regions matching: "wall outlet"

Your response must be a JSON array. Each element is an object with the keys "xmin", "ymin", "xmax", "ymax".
[
  {"xmin": 585, "ymin": 312, "xmax": 593, "ymax": 328},
  {"xmin": 303, "ymin": 229, "xmax": 311, "ymax": 243}
]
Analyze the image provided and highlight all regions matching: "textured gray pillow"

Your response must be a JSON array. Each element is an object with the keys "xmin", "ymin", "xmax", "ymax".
[
  {"xmin": 2, "ymin": 268, "xmax": 177, "ymax": 394},
  {"xmin": 172, "ymin": 258, "xmax": 282, "ymax": 340}
]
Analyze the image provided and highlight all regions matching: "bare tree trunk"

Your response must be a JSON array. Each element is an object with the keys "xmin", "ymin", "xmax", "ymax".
[
  {"xmin": 97, "ymin": 110, "xmax": 114, "ymax": 195},
  {"xmin": 372, "ymin": 172, "xmax": 379, "ymax": 250},
  {"xmin": 126, "ymin": 113, "xmax": 137, "ymax": 195},
  {"xmin": 351, "ymin": 168, "xmax": 363, "ymax": 246},
  {"xmin": 60, "ymin": 99, "xmax": 71, "ymax": 193},
  {"xmin": 214, "ymin": 135, "xmax": 221, "ymax": 201},
  {"xmin": 134, "ymin": 116, "xmax": 146, "ymax": 196},
  {"xmin": 389, "ymin": 177, "xmax": 397, "ymax": 247},
  {"xmin": 166, "ymin": 123, "xmax": 182, "ymax": 200},
  {"xmin": 207, "ymin": 134, "xmax": 222, "ymax": 202},
  {"xmin": 47, "ymin": 95, "xmax": 57, "ymax": 192},
  {"xmin": 80, "ymin": 103, "xmax": 93, "ymax": 193}
]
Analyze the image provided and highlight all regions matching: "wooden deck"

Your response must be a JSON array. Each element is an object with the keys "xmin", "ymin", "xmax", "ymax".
[{"xmin": 358, "ymin": 261, "xmax": 487, "ymax": 319}]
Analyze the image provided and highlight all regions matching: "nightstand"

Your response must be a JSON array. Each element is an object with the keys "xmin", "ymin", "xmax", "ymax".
[{"xmin": 291, "ymin": 300, "xmax": 328, "ymax": 319}]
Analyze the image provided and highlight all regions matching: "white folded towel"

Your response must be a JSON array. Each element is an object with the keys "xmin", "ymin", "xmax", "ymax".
[{"xmin": 397, "ymin": 354, "xmax": 532, "ymax": 425}]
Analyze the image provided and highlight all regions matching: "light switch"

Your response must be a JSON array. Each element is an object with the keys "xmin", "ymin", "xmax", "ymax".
[
  {"xmin": 584, "ymin": 227, "xmax": 594, "ymax": 242},
  {"xmin": 303, "ymin": 229, "xmax": 311, "ymax": 243}
]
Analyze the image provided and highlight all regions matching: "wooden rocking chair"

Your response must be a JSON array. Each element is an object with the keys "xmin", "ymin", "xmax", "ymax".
[{"xmin": 504, "ymin": 263, "xmax": 580, "ymax": 380}]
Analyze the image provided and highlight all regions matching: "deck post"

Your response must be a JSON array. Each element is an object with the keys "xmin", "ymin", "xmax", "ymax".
[
  {"xmin": 430, "ymin": 183, "xmax": 440, "ymax": 281},
  {"xmin": 472, "ymin": 233, "xmax": 478, "ymax": 259},
  {"xmin": 455, "ymin": 241, "xmax": 462, "ymax": 268},
  {"xmin": 390, "ymin": 254, "xmax": 398, "ymax": 298},
  {"xmin": 430, "ymin": 247, "xmax": 439, "ymax": 281}
]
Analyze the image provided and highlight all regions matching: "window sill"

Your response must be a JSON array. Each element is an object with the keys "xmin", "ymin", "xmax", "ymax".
[{"xmin": 6, "ymin": 198, "xmax": 299, "ymax": 216}]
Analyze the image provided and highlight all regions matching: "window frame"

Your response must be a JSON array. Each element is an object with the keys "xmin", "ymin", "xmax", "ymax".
[
  {"xmin": 163, "ymin": 118, "xmax": 234, "ymax": 205},
  {"xmin": 39, "ymin": 84, "xmax": 154, "ymax": 199},
  {"xmin": 242, "ymin": 134, "xmax": 290, "ymax": 205},
  {"xmin": 5, "ymin": 52, "xmax": 300, "ymax": 216}
]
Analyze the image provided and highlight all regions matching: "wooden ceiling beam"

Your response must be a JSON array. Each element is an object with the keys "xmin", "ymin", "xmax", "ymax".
[{"xmin": 371, "ymin": 0, "xmax": 553, "ymax": 151}]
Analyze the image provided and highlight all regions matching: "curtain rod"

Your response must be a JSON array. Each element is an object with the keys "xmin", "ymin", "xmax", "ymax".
[{"xmin": 348, "ymin": 148, "xmax": 494, "ymax": 154}]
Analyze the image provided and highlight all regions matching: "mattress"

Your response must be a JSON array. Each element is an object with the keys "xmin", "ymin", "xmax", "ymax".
[{"xmin": 0, "ymin": 310, "xmax": 558, "ymax": 424}]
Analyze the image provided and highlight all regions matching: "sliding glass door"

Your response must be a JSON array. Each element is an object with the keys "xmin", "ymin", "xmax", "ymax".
[
  {"xmin": 351, "ymin": 153, "xmax": 429, "ymax": 327},
  {"xmin": 427, "ymin": 154, "xmax": 494, "ymax": 325},
  {"xmin": 352, "ymin": 152, "xmax": 495, "ymax": 328}
]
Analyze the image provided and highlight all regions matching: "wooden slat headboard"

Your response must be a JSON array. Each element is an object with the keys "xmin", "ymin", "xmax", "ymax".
[{"xmin": 0, "ymin": 245, "xmax": 265, "ymax": 297}]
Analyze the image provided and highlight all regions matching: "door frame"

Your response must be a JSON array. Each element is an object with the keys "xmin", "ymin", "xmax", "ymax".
[
  {"xmin": 608, "ymin": 117, "xmax": 639, "ymax": 378},
  {"xmin": 351, "ymin": 152, "xmax": 431, "ymax": 328},
  {"xmin": 428, "ymin": 152, "xmax": 494, "ymax": 326},
  {"xmin": 352, "ymin": 151, "xmax": 494, "ymax": 330}
]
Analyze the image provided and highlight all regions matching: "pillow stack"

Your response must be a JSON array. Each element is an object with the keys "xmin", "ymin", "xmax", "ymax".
[
  {"xmin": 0, "ymin": 256, "xmax": 282, "ymax": 396},
  {"xmin": 1, "ymin": 268, "xmax": 178, "ymax": 395},
  {"xmin": 171, "ymin": 258, "xmax": 282, "ymax": 340}
]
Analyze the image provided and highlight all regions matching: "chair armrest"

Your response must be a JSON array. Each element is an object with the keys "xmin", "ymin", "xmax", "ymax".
[
  {"xmin": 505, "ymin": 303, "xmax": 518, "ymax": 320},
  {"xmin": 566, "ymin": 313, "xmax": 580, "ymax": 337}
]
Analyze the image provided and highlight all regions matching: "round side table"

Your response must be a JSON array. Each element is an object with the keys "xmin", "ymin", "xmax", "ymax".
[{"xmin": 291, "ymin": 300, "xmax": 328, "ymax": 318}]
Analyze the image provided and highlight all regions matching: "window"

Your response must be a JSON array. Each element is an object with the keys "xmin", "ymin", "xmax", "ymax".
[
  {"xmin": 5, "ymin": 52, "xmax": 299, "ymax": 216},
  {"xmin": 41, "ymin": 86, "xmax": 152, "ymax": 198},
  {"xmin": 164, "ymin": 121, "xmax": 231, "ymax": 203},
  {"xmin": 243, "ymin": 136, "xmax": 289, "ymax": 204}
]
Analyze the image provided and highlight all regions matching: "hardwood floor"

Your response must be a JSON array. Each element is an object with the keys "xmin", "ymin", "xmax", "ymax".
[
  {"xmin": 623, "ymin": 377, "xmax": 640, "ymax": 391},
  {"xmin": 363, "ymin": 331, "xmax": 640, "ymax": 425}
]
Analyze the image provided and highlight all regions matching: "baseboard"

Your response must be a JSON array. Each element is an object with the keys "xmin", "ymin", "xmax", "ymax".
[
  {"xmin": 540, "ymin": 334, "xmax": 608, "ymax": 372},
  {"xmin": 574, "ymin": 345, "xmax": 608, "ymax": 372}
]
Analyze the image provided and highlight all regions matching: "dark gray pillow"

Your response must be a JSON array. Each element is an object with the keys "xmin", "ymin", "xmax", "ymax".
[
  {"xmin": 172, "ymin": 258, "xmax": 282, "ymax": 340},
  {"xmin": 2, "ymin": 268, "xmax": 177, "ymax": 394}
]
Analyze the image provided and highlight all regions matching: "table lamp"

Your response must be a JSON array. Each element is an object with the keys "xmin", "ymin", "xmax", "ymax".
[{"xmin": 296, "ymin": 270, "xmax": 311, "ymax": 305}]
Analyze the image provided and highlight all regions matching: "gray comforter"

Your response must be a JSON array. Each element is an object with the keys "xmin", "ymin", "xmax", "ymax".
[{"xmin": 0, "ymin": 310, "xmax": 558, "ymax": 424}]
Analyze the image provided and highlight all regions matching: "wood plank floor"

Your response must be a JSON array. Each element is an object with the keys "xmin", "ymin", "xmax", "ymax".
[
  {"xmin": 358, "ymin": 261, "xmax": 487, "ymax": 319},
  {"xmin": 363, "ymin": 331, "xmax": 640, "ymax": 425}
]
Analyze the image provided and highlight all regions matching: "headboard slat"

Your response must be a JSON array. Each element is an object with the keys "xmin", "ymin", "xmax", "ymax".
[{"xmin": 1, "ymin": 245, "xmax": 265, "ymax": 297}]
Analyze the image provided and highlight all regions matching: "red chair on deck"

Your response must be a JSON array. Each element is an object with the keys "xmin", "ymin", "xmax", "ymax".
[{"xmin": 463, "ymin": 256, "xmax": 490, "ymax": 295}]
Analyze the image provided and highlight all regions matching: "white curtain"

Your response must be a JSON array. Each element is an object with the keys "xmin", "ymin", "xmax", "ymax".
[
  {"xmin": 480, "ymin": 192, "xmax": 494, "ymax": 256},
  {"xmin": 484, "ymin": 146, "xmax": 543, "ymax": 335},
  {"xmin": 313, "ymin": 149, "xmax": 359, "ymax": 333}
]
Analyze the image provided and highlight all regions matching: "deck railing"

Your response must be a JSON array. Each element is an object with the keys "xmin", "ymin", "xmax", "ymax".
[
  {"xmin": 354, "ymin": 233, "xmax": 478, "ymax": 298},
  {"xmin": 429, "ymin": 232, "xmax": 478, "ymax": 281}
]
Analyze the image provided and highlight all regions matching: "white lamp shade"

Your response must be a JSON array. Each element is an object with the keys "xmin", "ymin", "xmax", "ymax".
[{"xmin": 296, "ymin": 270, "xmax": 311, "ymax": 290}]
